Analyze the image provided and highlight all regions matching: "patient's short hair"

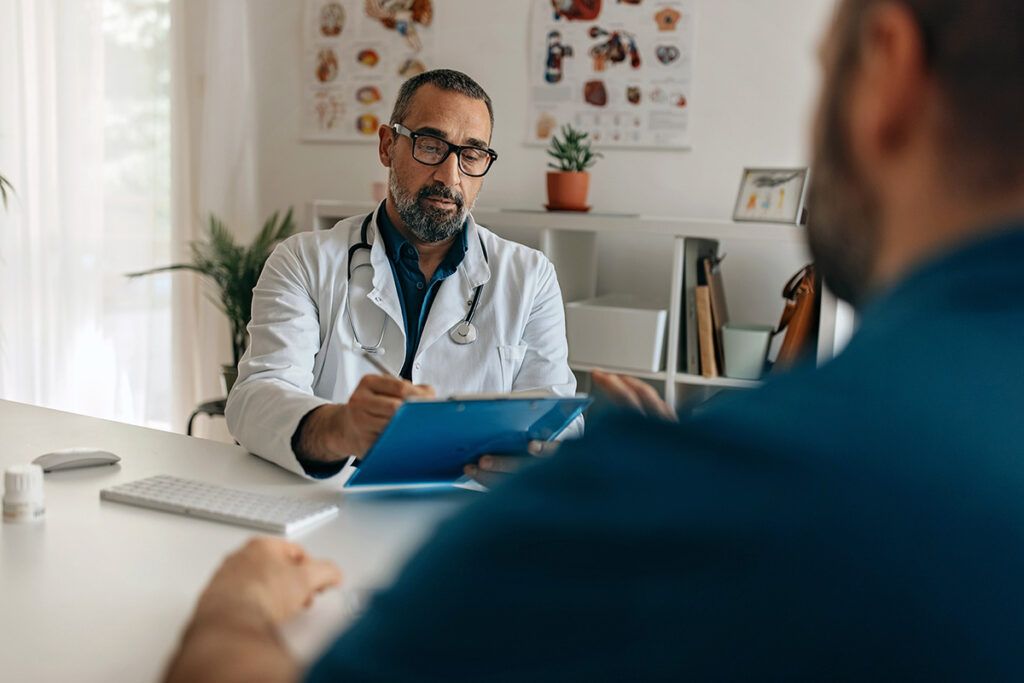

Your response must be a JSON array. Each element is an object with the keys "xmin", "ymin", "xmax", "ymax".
[
  {"xmin": 837, "ymin": 0, "xmax": 1024, "ymax": 191},
  {"xmin": 389, "ymin": 69, "xmax": 494, "ymax": 133}
]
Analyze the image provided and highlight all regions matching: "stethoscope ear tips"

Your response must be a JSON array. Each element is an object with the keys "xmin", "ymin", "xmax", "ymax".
[{"xmin": 450, "ymin": 321, "xmax": 478, "ymax": 345}]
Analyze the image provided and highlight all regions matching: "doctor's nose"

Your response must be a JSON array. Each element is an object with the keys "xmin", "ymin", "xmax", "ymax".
[{"xmin": 432, "ymin": 150, "xmax": 462, "ymax": 187}]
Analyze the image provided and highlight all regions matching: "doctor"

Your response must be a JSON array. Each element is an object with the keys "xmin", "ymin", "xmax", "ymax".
[{"xmin": 226, "ymin": 69, "xmax": 580, "ymax": 479}]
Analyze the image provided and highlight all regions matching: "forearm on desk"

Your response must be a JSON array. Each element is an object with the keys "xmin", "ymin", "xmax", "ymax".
[
  {"xmin": 164, "ymin": 600, "xmax": 299, "ymax": 683},
  {"xmin": 292, "ymin": 403, "xmax": 351, "ymax": 463},
  {"xmin": 225, "ymin": 377, "xmax": 333, "ymax": 474}
]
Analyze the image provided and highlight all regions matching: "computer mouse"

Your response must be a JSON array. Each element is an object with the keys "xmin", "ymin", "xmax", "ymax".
[{"xmin": 32, "ymin": 448, "xmax": 121, "ymax": 473}]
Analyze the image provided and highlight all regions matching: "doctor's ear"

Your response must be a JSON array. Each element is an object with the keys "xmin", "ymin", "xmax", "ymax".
[{"xmin": 378, "ymin": 124, "xmax": 396, "ymax": 167}]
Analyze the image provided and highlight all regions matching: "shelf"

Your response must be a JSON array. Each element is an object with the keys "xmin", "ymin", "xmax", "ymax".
[
  {"xmin": 570, "ymin": 362, "xmax": 761, "ymax": 389},
  {"xmin": 311, "ymin": 200, "xmax": 807, "ymax": 243},
  {"xmin": 675, "ymin": 373, "xmax": 761, "ymax": 389},
  {"xmin": 569, "ymin": 362, "xmax": 667, "ymax": 382}
]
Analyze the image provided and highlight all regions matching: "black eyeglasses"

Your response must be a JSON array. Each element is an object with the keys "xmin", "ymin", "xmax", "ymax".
[{"xmin": 392, "ymin": 124, "xmax": 498, "ymax": 177}]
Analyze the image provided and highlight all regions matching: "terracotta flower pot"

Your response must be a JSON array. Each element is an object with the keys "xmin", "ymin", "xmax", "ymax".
[{"xmin": 546, "ymin": 171, "xmax": 590, "ymax": 211}]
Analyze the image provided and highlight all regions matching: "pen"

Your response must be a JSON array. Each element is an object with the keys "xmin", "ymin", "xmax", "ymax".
[{"xmin": 363, "ymin": 352, "xmax": 399, "ymax": 378}]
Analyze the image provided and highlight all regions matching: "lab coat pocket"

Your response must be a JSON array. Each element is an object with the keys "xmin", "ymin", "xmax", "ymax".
[{"xmin": 497, "ymin": 344, "xmax": 528, "ymax": 392}]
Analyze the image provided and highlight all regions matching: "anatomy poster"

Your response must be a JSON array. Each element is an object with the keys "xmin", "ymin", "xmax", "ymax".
[
  {"xmin": 303, "ymin": 0, "xmax": 435, "ymax": 142},
  {"xmin": 529, "ymin": 0, "xmax": 695, "ymax": 149}
]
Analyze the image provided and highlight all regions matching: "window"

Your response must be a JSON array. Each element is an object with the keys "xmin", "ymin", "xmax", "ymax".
[{"xmin": 0, "ymin": 0, "xmax": 173, "ymax": 428}]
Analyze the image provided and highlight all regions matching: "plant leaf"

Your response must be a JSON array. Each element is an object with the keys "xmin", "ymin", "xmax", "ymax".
[
  {"xmin": 125, "ymin": 263, "xmax": 208, "ymax": 278},
  {"xmin": 125, "ymin": 206, "xmax": 296, "ymax": 362},
  {"xmin": 0, "ymin": 173, "xmax": 13, "ymax": 210}
]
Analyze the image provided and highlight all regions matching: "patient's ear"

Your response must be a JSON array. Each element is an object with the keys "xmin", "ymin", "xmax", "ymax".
[{"xmin": 848, "ymin": 3, "xmax": 930, "ymax": 166}]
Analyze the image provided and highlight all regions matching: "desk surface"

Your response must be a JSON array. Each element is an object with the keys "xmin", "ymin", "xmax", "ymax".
[{"xmin": 0, "ymin": 400, "xmax": 476, "ymax": 682}]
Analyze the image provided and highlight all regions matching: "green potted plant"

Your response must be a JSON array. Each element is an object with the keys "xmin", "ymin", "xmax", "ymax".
[
  {"xmin": 546, "ymin": 124, "xmax": 601, "ymax": 211},
  {"xmin": 128, "ymin": 208, "xmax": 296, "ymax": 394}
]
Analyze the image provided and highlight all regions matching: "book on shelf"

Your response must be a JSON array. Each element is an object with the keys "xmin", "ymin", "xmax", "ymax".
[
  {"xmin": 701, "ymin": 255, "xmax": 729, "ymax": 372},
  {"xmin": 680, "ymin": 238, "xmax": 719, "ymax": 375},
  {"xmin": 695, "ymin": 285, "xmax": 719, "ymax": 378}
]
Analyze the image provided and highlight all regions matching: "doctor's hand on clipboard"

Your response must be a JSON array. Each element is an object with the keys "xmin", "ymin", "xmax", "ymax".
[
  {"xmin": 298, "ymin": 374, "xmax": 436, "ymax": 462},
  {"xmin": 344, "ymin": 375, "xmax": 437, "ymax": 458},
  {"xmin": 465, "ymin": 370, "xmax": 677, "ymax": 488}
]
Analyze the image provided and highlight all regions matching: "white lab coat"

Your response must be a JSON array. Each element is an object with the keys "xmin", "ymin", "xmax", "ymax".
[{"xmin": 225, "ymin": 205, "xmax": 582, "ymax": 478}]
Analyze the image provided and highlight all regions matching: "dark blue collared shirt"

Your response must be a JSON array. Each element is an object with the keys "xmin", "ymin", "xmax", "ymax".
[{"xmin": 377, "ymin": 208, "xmax": 468, "ymax": 380}]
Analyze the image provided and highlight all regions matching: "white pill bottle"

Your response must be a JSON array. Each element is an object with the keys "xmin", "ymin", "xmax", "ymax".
[{"xmin": 3, "ymin": 464, "xmax": 45, "ymax": 523}]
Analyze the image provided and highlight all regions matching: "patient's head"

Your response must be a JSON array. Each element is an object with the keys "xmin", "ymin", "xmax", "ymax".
[
  {"xmin": 379, "ymin": 69, "xmax": 494, "ymax": 244},
  {"xmin": 806, "ymin": 0, "xmax": 1024, "ymax": 306}
]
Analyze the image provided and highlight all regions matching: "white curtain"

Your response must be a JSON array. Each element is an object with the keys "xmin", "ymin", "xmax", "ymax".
[
  {"xmin": 169, "ymin": 0, "xmax": 200, "ymax": 429},
  {"xmin": 173, "ymin": 0, "xmax": 261, "ymax": 429},
  {"xmin": 0, "ymin": 0, "xmax": 175, "ymax": 428},
  {"xmin": 196, "ymin": 0, "xmax": 259, "ymax": 235}
]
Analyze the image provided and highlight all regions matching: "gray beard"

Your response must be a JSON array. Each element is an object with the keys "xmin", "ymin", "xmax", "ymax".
[
  {"xmin": 805, "ymin": 92, "xmax": 881, "ymax": 309},
  {"xmin": 388, "ymin": 173, "xmax": 470, "ymax": 243}
]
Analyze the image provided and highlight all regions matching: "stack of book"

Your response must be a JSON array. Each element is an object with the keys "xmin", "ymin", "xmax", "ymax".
[{"xmin": 679, "ymin": 238, "xmax": 729, "ymax": 378}]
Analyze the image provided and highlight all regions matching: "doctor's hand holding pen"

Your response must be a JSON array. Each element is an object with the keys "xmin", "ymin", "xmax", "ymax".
[
  {"xmin": 465, "ymin": 370, "xmax": 677, "ymax": 488},
  {"xmin": 343, "ymin": 374, "xmax": 436, "ymax": 457},
  {"xmin": 297, "ymin": 371, "xmax": 435, "ymax": 462}
]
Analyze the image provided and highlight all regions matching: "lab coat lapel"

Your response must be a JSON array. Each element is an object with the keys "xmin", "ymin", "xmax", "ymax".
[
  {"xmin": 356, "ymin": 205, "xmax": 405, "ymax": 342},
  {"xmin": 416, "ymin": 214, "xmax": 491, "ymax": 360}
]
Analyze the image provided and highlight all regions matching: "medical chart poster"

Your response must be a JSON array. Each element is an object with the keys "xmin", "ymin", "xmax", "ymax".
[
  {"xmin": 528, "ymin": 0, "xmax": 696, "ymax": 150},
  {"xmin": 302, "ymin": 0, "xmax": 436, "ymax": 143}
]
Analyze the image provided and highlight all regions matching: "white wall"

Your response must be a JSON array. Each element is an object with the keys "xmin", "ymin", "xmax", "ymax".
[{"xmin": 245, "ymin": 0, "xmax": 834, "ymax": 324}]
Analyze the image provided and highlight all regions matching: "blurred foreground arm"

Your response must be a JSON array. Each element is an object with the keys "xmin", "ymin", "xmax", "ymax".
[
  {"xmin": 590, "ymin": 370, "xmax": 677, "ymax": 421},
  {"xmin": 164, "ymin": 538, "xmax": 341, "ymax": 683}
]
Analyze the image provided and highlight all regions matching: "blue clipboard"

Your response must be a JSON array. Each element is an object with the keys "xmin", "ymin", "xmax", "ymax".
[{"xmin": 344, "ymin": 394, "xmax": 591, "ymax": 488}]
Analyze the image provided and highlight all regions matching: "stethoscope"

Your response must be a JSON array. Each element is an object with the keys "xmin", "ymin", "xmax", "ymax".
[{"xmin": 346, "ymin": 211, "xmax": 488, "ymax": 355}]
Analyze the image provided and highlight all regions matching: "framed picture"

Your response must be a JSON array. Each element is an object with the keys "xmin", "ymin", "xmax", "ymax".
[{"xmin": 732, "ymin": 167, "xmax": 809, "ymax": 224}]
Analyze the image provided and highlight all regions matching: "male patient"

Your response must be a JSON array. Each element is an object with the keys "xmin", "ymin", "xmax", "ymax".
[{"xmin": 169, "ymin": 0, "xmax": 1024, "ymax": 679}]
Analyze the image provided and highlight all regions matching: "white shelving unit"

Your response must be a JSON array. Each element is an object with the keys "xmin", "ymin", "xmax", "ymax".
[{"xmin": 312, "ymin": 200, "xmax": 850, "ymax": 410}]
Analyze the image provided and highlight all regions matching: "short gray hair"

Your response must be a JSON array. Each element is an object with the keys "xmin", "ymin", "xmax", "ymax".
[{"xmin": 389, "ymin": 69, "xmax": 494, "ymax": 132}]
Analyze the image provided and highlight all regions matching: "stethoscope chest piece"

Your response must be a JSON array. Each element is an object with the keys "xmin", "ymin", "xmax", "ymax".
[{"xmin": 450, "ymin": 321, "xmax": 478, "ymax": 345}]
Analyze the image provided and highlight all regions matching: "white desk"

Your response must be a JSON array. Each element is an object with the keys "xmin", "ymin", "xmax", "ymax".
[{"xmin": 0, "ymin": 400, "xmax": 476, "ymax": 682}]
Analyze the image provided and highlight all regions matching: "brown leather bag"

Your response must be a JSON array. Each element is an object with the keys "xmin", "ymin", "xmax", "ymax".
[{"xmin": 773, "ymin": 264, "xmax": 819, "ymax": 371}]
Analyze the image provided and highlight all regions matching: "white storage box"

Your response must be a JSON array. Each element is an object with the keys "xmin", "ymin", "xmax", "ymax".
[{"xmin": 565, "ymin": 294, "xmax": 668, "ymax": 373}]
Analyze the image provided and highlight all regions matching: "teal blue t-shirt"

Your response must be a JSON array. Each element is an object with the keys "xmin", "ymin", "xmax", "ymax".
[{"xmin": 307, "ymin": 223, "xmax": 1024, "ymax": 681}]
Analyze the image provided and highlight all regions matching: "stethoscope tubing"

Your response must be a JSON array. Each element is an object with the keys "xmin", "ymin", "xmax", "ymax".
[{"xmin": 346, "ymin": 208, "xmax": 486, "ymax": 353}]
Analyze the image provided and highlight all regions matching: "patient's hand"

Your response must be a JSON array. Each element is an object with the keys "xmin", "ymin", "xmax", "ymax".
[
  {"xmin": 591, "ymin": 370, "xmax": 677, "ymax": 422},
  {"xmin": 195, "ymin": 537, "xmax": 342, "ymax": 626},
  {"xmin": 165, "ymin": 538, "xmax": 342, "ymax": 683}
]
